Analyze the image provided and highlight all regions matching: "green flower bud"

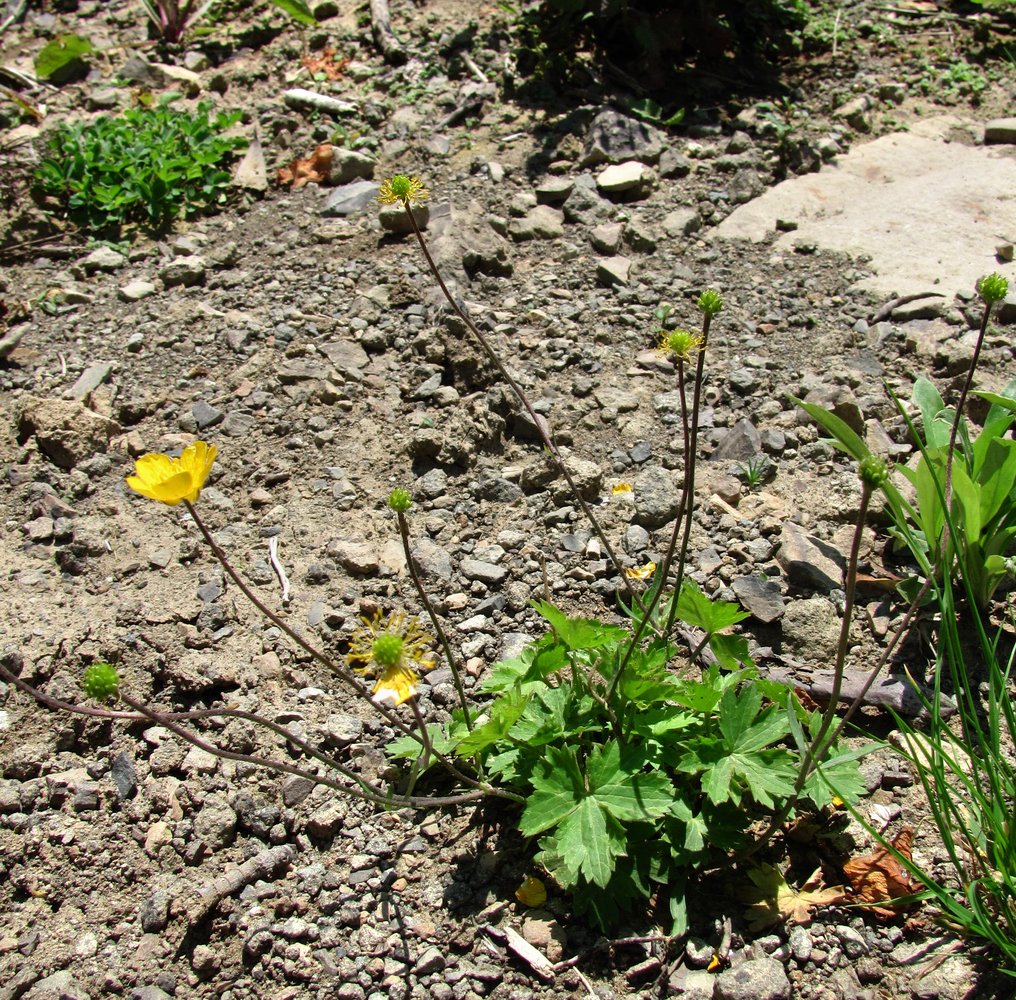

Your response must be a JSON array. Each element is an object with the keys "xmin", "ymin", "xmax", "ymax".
[
  {"xmin": 83, "ymin": 662, "xmax": 120, "ymax": 701},
  {"xmin": 697, "ymin": 288, "xmax": 723, "ymax": 317},
  {"xmin": 371, "ymin": 633, "xmax": 405, "ymax": 669},
  {"xmin": 387, "ymin": 488, "xmax": 413, "ymax": 513},
  {"xmin": 857, "ymin": 455, "xmax": 890, "ymax": 490},
  {"xmin": 977, "ymin": 272, "xmax": 1009, "ymax": 305}
]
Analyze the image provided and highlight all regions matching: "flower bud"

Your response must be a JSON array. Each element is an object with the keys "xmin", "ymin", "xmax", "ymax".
[
  {"xmin": 697, "ymin": 288, "xmax": 723, "ymax": 317},
  {"xmin": 83, "ymin": 662, "xmax": 120, "ymax": 701},
  {"xmin": 978, "ymin": 272, "xmax": 1009, "ymax": 305},
  {"xmin": 387, "ymin": 488, "xmax": 413, "ymax": 513},
  {"xmin": 857, "ymin": 455, "xmax": 890, "ymax": 490}
]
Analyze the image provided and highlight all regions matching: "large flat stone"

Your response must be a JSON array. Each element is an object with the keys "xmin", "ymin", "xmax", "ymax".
[{"xmin": 713, "ymin": 116, "xmax": 1016, "ymax": 299}]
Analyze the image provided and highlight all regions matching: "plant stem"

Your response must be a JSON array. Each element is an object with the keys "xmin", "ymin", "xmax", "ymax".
[
  {"xmin": 741, "ymin": 482, "xmax": 872, "ymax": 860},
  {"xmin": 396, "ymin": 510, "xmax": 472, "ymax": 730},
  {"xmin": 402, "ymin": 202, "xmax": 644, "ymax": 613},
  {"xmin": 182, "ymin": 500, "xmax": 479, "ymax": 788}
]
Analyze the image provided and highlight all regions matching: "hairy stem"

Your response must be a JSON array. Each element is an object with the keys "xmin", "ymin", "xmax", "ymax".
[
  {"xmin": 403, "ymin": 201, "xmax": 644, "ymax": 613},
  {"xmin": 397, "ymin": 510, "xmax": 472, "ymax": 730}
]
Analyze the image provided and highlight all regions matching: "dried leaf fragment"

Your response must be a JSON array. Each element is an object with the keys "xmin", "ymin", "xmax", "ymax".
[
  {"xmin": 277, "ymin": 143, "xmax": 333, "ymax": 188},
  {"xmin": 742, "ymin": 864, "xmax": 846, "ymax": 930},
  {"xmin": 843, "ymin": 826, "xmax": 917, "ymax": 918}
]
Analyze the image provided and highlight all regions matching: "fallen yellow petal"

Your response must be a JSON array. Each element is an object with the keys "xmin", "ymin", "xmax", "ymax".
[
  {"xmin": 612, "ymin": 482, "xmax": 633, "ymax": 494},
  {"xmin": 624, "ymin": 561, "xmax": 657, "ymax": 581},
  {"xmin": 515, "ymin": 876, "xmax": 547, "ymax": 908}
]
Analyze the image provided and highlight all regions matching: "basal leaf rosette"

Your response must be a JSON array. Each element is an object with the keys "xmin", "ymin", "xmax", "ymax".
[{"xmin": 126, "ymin": 440, "xmax": 217, "ymax": 506}]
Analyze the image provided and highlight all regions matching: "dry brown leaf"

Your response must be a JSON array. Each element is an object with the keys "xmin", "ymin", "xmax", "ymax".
[
  {"xmin": 301, "ymin": 48, "xmax": 349, "ymax": 81},
  {"xmin": 843, "ymin": 826, "xmax": 917, "ymax": 918},
  {"xmin": 277, "ymin": 143, "xmax": 333, "ymax": 188},
  {"xmin": 742, "ymin": 864, "xmax": 847, "ymax": 931}
]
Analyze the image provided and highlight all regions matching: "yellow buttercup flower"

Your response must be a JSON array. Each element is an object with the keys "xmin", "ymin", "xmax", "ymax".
[
  {"xmin": 347, "ymin": 610, "xmax": 436, "ymax": 673},
  {"xmin": 372, "ymin": 664, "xmax": 420, "ymax": 707},
  {"xmin": 126, "ymin": 440, "xmax": 217, "ymax": 506},
  {"xmin": 377, "ymin": 175, "xmax": 429, "ymax": 206}
]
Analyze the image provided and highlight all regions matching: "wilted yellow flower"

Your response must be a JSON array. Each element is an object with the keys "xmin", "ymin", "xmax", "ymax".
[
  {"xmin": 377, "ymin": 175, "xmax": 429, "ymax": 206},
  {"xmin": 372, "ymin": 664, "xmax": 420, "ymax": 707},
  {"xmin": 624, "ymin": 561, "xmax": 657, "ymax": 581},
  {"xmin": 126, "ymin": 440, "xmax": 217, "ymax": 506},
  {"xmin": 657, "ymin": 328, "xmax": 704, "ymax": 364},
  {"xmin": 612, "ymin": 482, "xmax": 633, "ymax": 495},
  {"xmin": 515, "ymin": 875, "xmax": 547, "ymax": 908},
  {"xmin": 347, "ymin": 610, "xmax": 436, "ymax": 675}
]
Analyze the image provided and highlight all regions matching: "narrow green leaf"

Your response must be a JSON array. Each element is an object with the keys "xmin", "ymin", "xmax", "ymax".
[
  {"xmin": 270, "ymin": 0, "xmax": 319, "ymax": 26},
  {"xmin": 790, "ymin": 396, "xmax": 871, "ymax": 461}
]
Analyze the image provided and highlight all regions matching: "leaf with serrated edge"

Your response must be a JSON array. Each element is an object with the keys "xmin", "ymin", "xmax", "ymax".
[{"xmin": 742, "ymin": 864, "xmax": 846, "ymax": 931}]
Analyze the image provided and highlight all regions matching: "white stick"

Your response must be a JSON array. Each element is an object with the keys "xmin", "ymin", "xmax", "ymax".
[{"xmin": 268, "ymin": 535, "xmax": 290, "ymax": 604}]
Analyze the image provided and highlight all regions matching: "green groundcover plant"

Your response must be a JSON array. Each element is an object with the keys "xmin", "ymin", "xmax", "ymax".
[{"xmin": 34, "ymin": 98, "xmax": 247, "ymax": 234}]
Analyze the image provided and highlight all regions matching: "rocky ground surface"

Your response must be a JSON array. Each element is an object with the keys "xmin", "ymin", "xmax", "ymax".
[{"xmin": 1, "ymin": 1, "xmax": 1016, "ymax": 998}]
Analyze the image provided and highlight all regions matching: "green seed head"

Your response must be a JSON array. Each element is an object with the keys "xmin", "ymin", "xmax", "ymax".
[
  {"xmin": 371, "ymin": 633, "xmax": 405, "ymax": 669},
  {"xmin": 83, "ymin": 662, "xmax": 120, "ymax": 701},
  {"xmin": 857, "ymin": 455, "xmax": 890, "ymax": 490},
  {"xmin": 978, "ymin": 272, "xmax": 1009, "ymax": 305},
  {"xmin": 697, "ymin": 288, "xmax": 723, "ymax": 317},
  {"xmin": 387, "ymin": 488, "xmax": 413, "ymax": 513}
]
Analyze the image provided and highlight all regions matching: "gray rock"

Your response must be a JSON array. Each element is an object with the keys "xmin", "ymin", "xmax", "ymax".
[
  {"xmin": 325, "ymin": 713, "xmax": 364, "ymax": 747},
  {"xmin": 191, "ymin": 399, "xmax": 223, "ymax": 429},
  {"xmin": 519, "ymin": 452, "xmax": 603, "ymax": 502},
  {"xmin": 713, "ymin": 957, "xmax": 791, "ymax": 1000},
  {"xmin": 781, "ymin": 595, "xmax": 842, "ymax": 661},
  {"xmin": 731, "ymin": 576, "xmax": 784, "ymax": 623},
  {"xmin": 711, "ymin": 418, "xmax": 762, "ymax": 462},
  {"xmin": 80, "ymin": 246, "xmax": 126, "ymax": 273},
  {"xmin": 562, "ymin": 174, "xmax": 614, "ymax": 226},
  {"xmin": 320, "ymin": 339, "xmax": 370, "ymax": 378},
  {"xmin": 18, "ymin": 395, "xmax": 119, "ymax": 470},
  {"xmin": 509, "ymin": 205, "xmax": 564, "ymax": 241},
  {"xmin": 596, "ymin": 255, "xmax": 632, "ymax": 287},
  {"xmin": 327, "ymin": 538, "xmax": 379, "ymax": 574},
  {"xmin": 118, "ymin": 280, "xmax": 157, "ymax": 302},
  {"xmin": 413, "ymin": 945, "xmax": 447, "ymax": 975},
  {"xmin": 411, "ymin": 537, "xmax": 454, "ymax": 580},
  {"xmin": 193, "ymin": 793, "xmax": 237, "ymax": 851},
  {"xmin": 634, "ymin": 465, "xmax": 680, "ymax": 529},
  {"xmin": 596, "ymin": 161, "xmax": 654, "ymax": 197},
  {"xmin": 788, "ymin": 924, "xmax": 812, "ymax": 962},
  {"xmin": 380, "ymin": 202, "xmax": 429, "ymax": 235},
  {"xmin": 24, "ymin": 970, "xmax": 90, "ymax": 1000},
  {"xmin": 777, "ymin": 521, "xmax": 845, "ymax": 592},
  {"xmin": 66, "ymin": 362, "xmax": 112, "ymax": 402},
  {"xmin": 159, "ymin": 255, "xmax": 206, "ymax": 288},
  {"xmin": 834, "ymin": 924, "xmax": 869, "ymax": 958},
  {"xmin": 460, "ymin": 557, "xmax": 507, "ymax": 585},
  {"xmin": 835, "ymin": 94, "xmax": 871, "ymax": 132},
  {"xmin": 322, "ymin": 180, "xmax": 380, "ymax": 216},
  {"xmin": 328, "ymin": 148, "xmax": 376, "ymax": 184},
  {"xmin": 416, "ymin": 467, "xmax": 448, "ymax": 499},
  {"xmin": 535, "ymin": 177, "xmax": 574, "ymax": 203},
  {"xmin": 461, "ymin": 231, "xmax": 514, "ymax": 276},
  {"xmin": 659, "ymin": 149, "xmax": 693, "ymax": 178},
  {"xmin": 985, "ymin": 117, "xmax": 1016, "ymax": 144},
  {"xmin": 623, "ymin": 221, "xmax": 656, "ymax": 253},
  {"xmin": 220, "ymin": 411, "xmax": 255, "ymax": 437},
  {"xmin": 581, "ymin": 108, "xmax": 665, "ymax": 166},
  {"xmin": 590, "ymin": 222, "xmax": 623, "ymax": 254},
  {"xmin": 139, "ymin": 891, "xmax": 171, "ymax": 933}
]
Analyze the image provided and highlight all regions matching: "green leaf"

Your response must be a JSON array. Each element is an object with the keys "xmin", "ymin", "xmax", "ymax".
[
  {"xmin": 718, "ymin": 686, "xmax": 763, "ymax": 747},
  {"xmin": 587, "ymin": 742, "xmax": 673, "ymax": 821},
  {"xmin": 34, "ymin": 34, "xmax": 92, "ymax": 80},
  {"xmin": 455, "ymin": 689, "xmax": 527, "ymax": 757},
  {"xmin": 791, "ymin": 396, "xmax": 870, "ymax": 462},
  {"xmin": 555, "ymin": 799, "xmax": 625, "ymax": 887},
  {"xmin": 270, "ymin": 0, "xmax": 319, "ymax": 26},
  {"xmin": 531, "ymin": 599, "xmax": 626, "ymax": 651},
  {"xmin": 709, "ymin": 632, "xmax": 755, "ymax": 671},
  {"xmin": 518, "ymin": 745, "xmax": 584, "ymax": 836},
  {"xmin": 675, "ymin": 580, "xmax": 749, "ymax": 634}
]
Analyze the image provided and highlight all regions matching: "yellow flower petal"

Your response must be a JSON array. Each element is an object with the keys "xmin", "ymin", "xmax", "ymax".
[
  {"xmin": 126, "ymin": 440, "xmax": 217, "ymax": 506},
  {"xmin": 624, "ymin": 561, "xmax": 657, "ymax": 581},
  {"xmin": 515, "ymin": 876, "xmax": 547, "ymax": 908},
  {"xmin": 612, "ymin": 482, "xmax": 633, "ymax": 494},
  {"xmin": 372, "ymin": 665, "xmax": 419, "ymax": 706}
]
